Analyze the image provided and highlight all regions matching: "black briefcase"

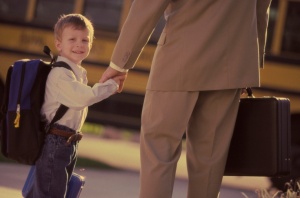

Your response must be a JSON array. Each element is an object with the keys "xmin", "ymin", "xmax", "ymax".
[{"xmin": 224, "ymin": 88, "xmax": 291, "ymax": 176}]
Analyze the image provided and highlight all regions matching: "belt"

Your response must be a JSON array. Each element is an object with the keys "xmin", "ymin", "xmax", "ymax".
[{"xmin": 48, "ymin": 128, "xmax": 83, "ymax": 145}]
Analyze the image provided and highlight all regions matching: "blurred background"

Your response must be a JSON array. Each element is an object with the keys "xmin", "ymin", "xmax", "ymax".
[{"xmin": 0, "ymin": 0, "xmax": 300, "ymax": 197}]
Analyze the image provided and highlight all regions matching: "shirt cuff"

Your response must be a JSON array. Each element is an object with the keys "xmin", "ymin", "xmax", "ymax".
[
  {"xmin": 109, "ymin": 62, "xmax": 129, "ymax": 72},
  {"xmin": 107, "ymin": 79, "xmax": 119, "ymax": 91}
]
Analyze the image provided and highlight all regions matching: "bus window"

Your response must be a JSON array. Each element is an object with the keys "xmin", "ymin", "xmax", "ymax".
[
  {"xmin": 0, "ymin": 0, "xmax": 29, "ymax": 21},
  {"xmin": 84, "ymin": 0, "xmax": 123, "ymax": 32},
  {"xmin": 282, "ymin": 1, "xmax": 300, "ymax": 57},
  {"xmin": 34, "ymin": 0, "xmax": 75, "ymax": 26}
]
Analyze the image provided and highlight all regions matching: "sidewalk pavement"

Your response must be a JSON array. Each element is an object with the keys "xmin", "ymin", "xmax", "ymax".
[
  {"xmin": 0, "ymin": 134, "xmax": 273, "ymax": 197},
  {"xmin": 78, "ymin": 134, "xmax": 272, "ymax": 190}
]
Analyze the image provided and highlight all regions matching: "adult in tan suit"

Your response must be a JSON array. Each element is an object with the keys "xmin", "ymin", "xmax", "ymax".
[{"xmin": 100, "ymin": 0, "xmax": 272, "ymax": 197}]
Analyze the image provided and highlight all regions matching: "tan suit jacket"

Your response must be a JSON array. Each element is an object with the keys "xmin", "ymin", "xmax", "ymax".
[
  {"xmin": 110, "ymin": 1, "xmax": 272, "ymax": 197},
  {"xmin": 111, "ymin": 0, "xmax": 271, "ymax": 91}
]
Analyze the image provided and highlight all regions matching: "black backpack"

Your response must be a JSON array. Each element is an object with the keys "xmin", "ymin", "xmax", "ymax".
[{"xmin": 0, "ymin": 46, "xmax": 72, "ymax": 165}]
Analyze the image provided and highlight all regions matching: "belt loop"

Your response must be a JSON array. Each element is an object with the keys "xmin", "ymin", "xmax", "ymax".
[{"xmin": 66, "ymin": 132, "xmax": 83, "ymax": 145}]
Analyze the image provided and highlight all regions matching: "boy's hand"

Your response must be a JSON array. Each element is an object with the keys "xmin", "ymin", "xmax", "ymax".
[{"xmin": 100, "ymin": 67, "xmax": 128, "ymax": 93}]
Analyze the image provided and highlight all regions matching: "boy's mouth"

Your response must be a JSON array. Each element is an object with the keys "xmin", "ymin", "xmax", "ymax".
[{"xmin": 73, "ymin": 50, "xmax": 84, "ymax": 54}]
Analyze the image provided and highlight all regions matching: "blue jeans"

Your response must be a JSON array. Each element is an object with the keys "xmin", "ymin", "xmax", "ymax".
[{"xmin": 26, "ymin": 124, "xmax": 78, "ymax": 198}]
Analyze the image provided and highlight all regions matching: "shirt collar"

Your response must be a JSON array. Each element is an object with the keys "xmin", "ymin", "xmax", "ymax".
[{"xmin": 56, "ymin": 56, "xmax": 87, "ymax": 83}]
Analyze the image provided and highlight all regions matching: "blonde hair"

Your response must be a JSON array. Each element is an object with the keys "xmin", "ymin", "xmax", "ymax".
[{"xmin": 54, "ymin": 14, "xmax": 94, "ymax": 43}]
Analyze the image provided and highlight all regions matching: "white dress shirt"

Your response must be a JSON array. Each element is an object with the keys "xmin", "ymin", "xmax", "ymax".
[{"xmin": 41, "ymin": 56, "xmax": 118, "ymax": 131}]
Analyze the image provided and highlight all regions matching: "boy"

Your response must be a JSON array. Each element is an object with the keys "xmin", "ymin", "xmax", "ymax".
[{"xmin": 27, "ymin": 14, "xmax": 122, "ymax": 197}]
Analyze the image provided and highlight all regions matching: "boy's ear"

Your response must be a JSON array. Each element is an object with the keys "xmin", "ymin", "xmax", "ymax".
[{"xmin": 55, "ymin": 39, "xmax": 61, "ymax": 52}]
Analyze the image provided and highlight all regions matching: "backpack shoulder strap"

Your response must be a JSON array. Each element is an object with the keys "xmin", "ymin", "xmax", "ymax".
[
  {"xmin": 52, "ymin": 61, "xmax": 73, "ymax": 72},
  {"xmin": 46, "ymin": 61, "xmax": 74, "ymax": 132},
  {"xmin": 46, "ymin": 104, "xmax": 69, "ymax": 132}
]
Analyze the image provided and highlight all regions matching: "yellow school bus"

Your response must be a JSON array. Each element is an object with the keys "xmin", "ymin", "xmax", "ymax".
[{"xmin": 0, "ymin": 0, "xmax": 299, "ymax": 130}]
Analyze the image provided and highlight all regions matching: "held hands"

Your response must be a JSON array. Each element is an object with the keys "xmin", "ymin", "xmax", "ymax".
[
  {"xmin": 112, "ymin": 75, "xmax": 127, "ymax": 92},
  {"xmin": 99, "ymin": 66, "xmax": 128, "ymax": 93}
]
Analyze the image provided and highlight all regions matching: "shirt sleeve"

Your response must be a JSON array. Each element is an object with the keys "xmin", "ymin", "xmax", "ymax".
[
  {"xmin": 48, "ymin": 68, "xmax": 118, "ymax": 110},
  {"xmin": 110, "ymin": 0, "xmax": 170, "ymax": 69},
  {"xmin": 109, "ymin": 61, "xmax": 129, "ymax": 72}
]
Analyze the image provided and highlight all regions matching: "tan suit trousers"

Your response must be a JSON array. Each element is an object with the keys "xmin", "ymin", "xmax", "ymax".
[{"xmin": 139, "ymin": 89, "xmax": 241, "ymax": 198}]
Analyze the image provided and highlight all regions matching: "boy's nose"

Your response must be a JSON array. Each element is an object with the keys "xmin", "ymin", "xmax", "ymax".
[
  {"xmin": 76, "ymin": 42, "xmax": 82, "ymax": 47},
  {"xmin": 75, "ymin": 40, "xmax": 82, "ymax": 46}
]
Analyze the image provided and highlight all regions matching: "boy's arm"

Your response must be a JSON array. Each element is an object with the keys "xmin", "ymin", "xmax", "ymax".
[{"xmin": 50, "ymin": 68, "xmax": 119, "ymax": 109}]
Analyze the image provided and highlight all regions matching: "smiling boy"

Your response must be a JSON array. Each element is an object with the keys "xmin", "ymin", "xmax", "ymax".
[{"xmin": 26, "ymin": 14, "xmax": 123, "ymax": 198}]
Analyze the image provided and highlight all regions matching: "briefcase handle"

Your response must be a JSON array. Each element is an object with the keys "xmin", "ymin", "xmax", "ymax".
[{"xmin": 245, "ymin": 87, "xmax": 255, "ymax": 98}]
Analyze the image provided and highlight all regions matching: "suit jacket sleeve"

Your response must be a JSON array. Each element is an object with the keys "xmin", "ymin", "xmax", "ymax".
[
  {"xmin": 111, "ymin": 0, "xmax": 171, "ymax": 70},
  {"xmin": 257, "ymin": 0, "xmax": 272, "ymax": 68}
]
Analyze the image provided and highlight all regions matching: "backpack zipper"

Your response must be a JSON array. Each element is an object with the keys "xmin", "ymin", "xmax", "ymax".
[{"xmin": 14, "ymin": 62, "xmax": 26, "ymax": 128}]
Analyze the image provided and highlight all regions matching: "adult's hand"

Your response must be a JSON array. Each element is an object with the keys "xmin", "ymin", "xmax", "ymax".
[{"xmin": 100, "ymin": 67, "xmax": 128, "ymax": 93}]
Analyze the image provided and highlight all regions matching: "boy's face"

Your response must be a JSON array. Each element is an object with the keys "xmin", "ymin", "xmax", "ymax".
[{"xmin": 55, "ymin": 26, "xmax": 92, "ymax": 65}]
